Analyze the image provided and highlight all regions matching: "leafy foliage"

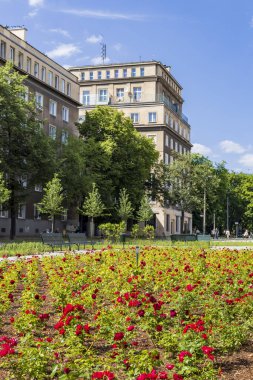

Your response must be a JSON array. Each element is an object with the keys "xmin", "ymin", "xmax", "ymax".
[{"xmin": 37, "ymin": 174, "xmax": 64, "ymax": 232}]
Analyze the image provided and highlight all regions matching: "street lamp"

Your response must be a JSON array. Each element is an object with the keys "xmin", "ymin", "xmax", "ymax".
[{"xmin": 203, "ymin": 187, "xmax": 206, "ymax": 235}]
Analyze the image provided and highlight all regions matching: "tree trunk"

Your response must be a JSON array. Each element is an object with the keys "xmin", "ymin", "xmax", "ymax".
[
  {"xmin": 181, "ymin": 210, "xmax": 185, "ymax": 234},
  {"xmin": 90, "ymin": 217, "xmax": 94, "ymax": 238},
  {"xmin": 51, "ymin": 215, "xmax": 55, "ymax": 233},
  {"xmin": 9, "ymin": 185, "xmax": 16, "ymax": 240}
]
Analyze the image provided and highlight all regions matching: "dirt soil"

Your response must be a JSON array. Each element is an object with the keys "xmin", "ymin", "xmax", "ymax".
[{"xmin": 219, "ymin": 338, "xmax": 253, "ymax": 380}]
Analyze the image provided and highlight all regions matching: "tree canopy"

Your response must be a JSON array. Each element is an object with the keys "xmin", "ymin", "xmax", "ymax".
[{"xmin": 0, "ymin": 63, "xmax": 55, "ymax": 238}]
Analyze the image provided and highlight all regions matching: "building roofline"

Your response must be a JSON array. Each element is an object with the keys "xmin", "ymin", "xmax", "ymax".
[
  {"xmin": 69, "ymin": 60, "xmax": 182, "ymax": 88},
  {"xmin": 0, "ymin": 24, "xmax": 78, "ymax": 83}
]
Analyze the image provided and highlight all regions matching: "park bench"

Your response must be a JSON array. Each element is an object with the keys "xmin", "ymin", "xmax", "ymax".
[
  {"xmin": 40, "ymin": 233, "xmax": 71, "ymax": 252},
  {"xmin": 196, "ymin": 234, "xmax": 211, "ymax": 241},
  {"xmin": 171, "ymin": 234, "xmax": 197, "ymax": 243},
  {"xmin": 67, "ymin": 233, "xmax": 95, "ymax": 250}
]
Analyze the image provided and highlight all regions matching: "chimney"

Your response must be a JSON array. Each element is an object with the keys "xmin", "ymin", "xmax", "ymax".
[{"xmin": 7, "ymin": 26, "xmax": 27, "ymax": 41}]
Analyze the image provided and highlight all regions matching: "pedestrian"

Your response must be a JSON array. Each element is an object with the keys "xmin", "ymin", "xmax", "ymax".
[
  {"xmin": 225, "ymin": 229, "xmax": 230, "ymax": 239},
  {"xmin": 215, "ymin": 228, "xmax": 219, "ymax": 239},
  {"xmin": 243, "ymin": 229, "xmax": 249, "ymax": 238}
]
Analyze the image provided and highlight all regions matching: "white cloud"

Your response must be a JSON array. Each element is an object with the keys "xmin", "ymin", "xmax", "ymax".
[
  {"xmin": 192, "ymin": 143, "xmax": 212, "ymax": 156},
  {"xmin": 61, "ymin": 8, "xmax": 146, "ymax": 21},
  {"xmin": 28, "ymin": 0, "xmax": 43, "ymax": 7},
  {"xmin": 90, "ymin": 56, "xmax": 110, "ymax": 65},
  {"xmin": 46, "ymin": 43, "xmax": 81, "ymax": 59},
  {"xmin": 28, "ymin": 9, "xmax": 38, "ymax": 17},
  {"xmin": 113, "ymin": 43, "xmax": 122, "ymax": 51},
  {"xmin": 219, "ymin": 140, "xmax": 246, "ymax": 154},
  {"xmin": 86, "ymin": 34, "xmax": 103, "ymax": 44},
  {"xmin": 238, "ymin": 154, "xmax": 253, "ymax": 168},
  {"xmin": 49, "ymin": 28, "xmax": 70, "ymax": 38}
]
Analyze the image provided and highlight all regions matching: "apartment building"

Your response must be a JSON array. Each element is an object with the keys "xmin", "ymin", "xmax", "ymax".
[
  {"xmin": 70, "ymin": 61, "xmax": 192, "ymax": 236},
  {"xmin": 0, "ymin": 25, "xmax": 80, "ymax": 236}
]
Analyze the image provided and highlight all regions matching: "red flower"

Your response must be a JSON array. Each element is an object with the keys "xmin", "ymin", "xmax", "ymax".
[
  {"xmin": 114, "ymin": 332, "xmax": 124, "ymax": 341},
  {"xmin": 91, "ymin": 370, "xmax": 115, "ymax": 379},
  {"xmin": 201, "ymin": 346, "xmax": 215, "ymax": 360},
  {"xmin": 178, "ymin": 350, "xmax": 192, "ymax": 362},
  {"xmin": 63, "ymin": 367, "xmax": 70, "ymax": 374},
  {"xmin": 173, "ymin": 374, "xmax": 184, "ymax": 380},
  {"xmin": 127, "ymin": 325, "xmax": 135, "ymax": 331},
  {"xmin": 137, "ymin": 309, "xmax": 145, "ymax": 317},
  {"xmin": 34, "ymin": 294, "xmax": 40, "ymax": 300},
  {"xmin": 156, "ymin": 325, "xmax": 163, "ymax": 332},
  {"xmin": 166, "ymin": 364, "xmax": 174, "ymax": 370},
  {"xmin": 170, "ymin": 310, "xmax": 177, "ymax": 318}
]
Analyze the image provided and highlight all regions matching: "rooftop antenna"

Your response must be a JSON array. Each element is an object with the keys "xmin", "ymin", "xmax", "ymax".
[{"xmin": 100, "ymin": 42, "xmax": 106, "ymax": 64}]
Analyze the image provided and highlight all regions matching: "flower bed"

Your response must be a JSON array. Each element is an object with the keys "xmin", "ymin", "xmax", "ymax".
[{"xmin": 0, "ymin": 247, "xmax": 252, "ymax": 379}]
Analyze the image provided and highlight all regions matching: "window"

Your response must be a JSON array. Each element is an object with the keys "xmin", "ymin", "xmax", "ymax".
[
  {"xmin": 48, "ymin": 71, "xmax": 53, "ymax": 86},
  {"xmin": 82, "ymin": 90, "xmax": 90, "ymax": 105},
  {"xmin": 0, "ymin": 205, "xmax": 8, "ymax": 218},
  {"xmin": 41, "ymin": 66, "xmax": 46, "ymax": 82},
  {"xmin": 27, "ymin": 57, "xmax": 31, "ymax": 73},
  {"xmin": 98, "ymin": 89, "xmax": 108, "ymax": 102},
  {"xmin": 62, "ymin": 106, "xmax": 69, "ymax": 122},
  {"xmin": 133, "ymin": 87, "xmax": 142, "ymax": 101},
  {"xmin": 35, "ymin": 92, "xmax": 43, "ymax": 109},
  {"xmin": 18, "ymin": 204, "xmax": 26, "ymax": 219},
  {"xmin": 61, "ymin": 209, "xmax": 68, "ymax": 221},
  {"xmin": 61, "ymin": 79, "xmax": 65, "ymax": 93},
  {"xmin": 116, "ymin": 88, "xmax": 124, "ymax": 100},
  {"xmin": 176, "ymin": 216, "xmax": 181, "ymax": 233},
  {"xmin": 35, "ymin": 184, "xmax": 42, "ymax": 192},
  {"xmin": 97, "ymin": 71, "xmax": 102, "ymax": 79},
  {"xmin": 106, "ymin": 70, "xmax": 110, "ymax": 79},
  {"xmin": 131, "ymin": 68, "xmax": 136, "ymax": 77},
  {"xmin": 170, "ymin": 138, "xmax": 174, "ymax": 150},
  {"xmin": 130, "ymin": 113, "xmax": 139, "ymax": 123},
  {"xmin": 175, "ymin": 121, "xmax": 179, "ymax": 132},
  {"xmin": 123, "ymin": 68, "xmax": 127, "ymax": 78},
  {"xmin": 114, "ymin": 69, "xmax": 119, "ymax": 78},
  {"xmin": 0, "ymin": 41, "xmax": 6, "ymax": 59},
  {"xmin": 147, "ymin": 134, "xmax": 157, "ymax": 144},
  {"xmin": 49, "ymin": 100, "xmax": 57, "ymax": 116},
  {"xmin": 67, "ymin": 83, "xmax": 71, "ymax": 96},
  {"xmin": 89, "ymin": 71, "xmax": 94, "ymax": 80},
  {"xmin": 10, "ymin": 46, "xmax": 15, "ymax": 62},
  {"xmin": 61, "ymin": 130, "xmax": 69, "ymax": 144},
  {"xmin": 140, "ymin": 67, "xmax": 145, "ymax": 76},
  {"xmin": 18, "ymin": 52, "xmax": 23, "ymax": 69},
  {"xmin": 148, "ymin": 112, "xmax": 157, "ymax": 123},
  {"xmin": 166, "ymin": 214, "xmax": 170, "ymax": 232},
  {"xmin": 81, "ymin": 72, "xmax": 85, "ymax": 81},
  {"xmin": 165, "ymin": 134, "xmax": 169, "ymax": 147},
  {"xmin": 23, "ymin": 86, "xmax": 29, "ymax": 102},
  {"xmin": 55, "ymin": 75, "xmax": 59, "ymax": 89},
  {"xmin": 19, "ymin": 175, "xmax": 27, "ymax": 188},
  {"xmin": 34, "ymin": 62, "xmax": 39, "ymax": 78},
  {"xmin": 175, "ymin": 141, "xmax": 178, "ymax": 152},
  {"xmin": 49, "ymin": 124, "xmax": 56, "ymax": 139},
  {"xmin": 34, "ymin": 204, "xmax": 41, "ymax": 220}
]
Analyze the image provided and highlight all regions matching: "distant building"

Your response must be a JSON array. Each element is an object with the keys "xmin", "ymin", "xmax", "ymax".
[
  {"xmin": 0, "ymin": 25, "xmax": 80, "ymax": 236},
  {"xmin": 70, "ymin": 61, "xmax": 192, "ymax": 236}
]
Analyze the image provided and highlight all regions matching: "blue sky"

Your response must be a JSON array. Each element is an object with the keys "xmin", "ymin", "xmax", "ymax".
[{"xmin": 1, "ymin": 0, "xmax": 253, "ymax": 172}]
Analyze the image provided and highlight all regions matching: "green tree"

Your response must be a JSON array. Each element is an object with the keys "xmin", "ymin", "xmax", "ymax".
[
  {"xmin": 0, "ymin": 62, "xmax": 55, "ymax": 239},
  {"xmin": 0, "ymin": 172, "xmax": 10, "ymax": 205},
  {"xmin": 137, "ymin": 194, "xmax": 154, "ymax": 225},
  {"xmin": 167, "ymin": 153, "xmax": 220, "ymax": 233},
  {"xmin": 76, "ymin": 107, "xmax": 158, "ymax": 214},
  {"xmin": 117, "ymin": 188, "xmax": 133, "ymax": 225},
  {"xmin": 37, "ymin": 174, "xmax": 64, "ymax": 233},
  {"xmin": 79, "ymin": 183, "xmax": 105, "ymax": 237}
]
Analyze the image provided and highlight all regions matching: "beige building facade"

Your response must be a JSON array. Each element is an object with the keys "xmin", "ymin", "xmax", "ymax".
[
  {"xmin": 0, "ymin": 25, "xmax": 80, "ymax": 236},
  {"xmin": 70, "ymin": 61, "xmax": 192, "ymax": 236}
]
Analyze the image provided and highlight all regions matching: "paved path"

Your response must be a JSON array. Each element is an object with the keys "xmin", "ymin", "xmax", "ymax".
[{"xmin": 0, "ymin": 249, "xmax": 94, "ymax": 262}]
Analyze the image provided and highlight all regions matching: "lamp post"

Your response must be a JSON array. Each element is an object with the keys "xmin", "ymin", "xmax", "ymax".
[
  {"xmin": 135, "ymin": 246, "xmax": 140, "ymax": 267},
  {"xmin": 203, "ymin": 188, "xmax": 206, "ymax": 235}
]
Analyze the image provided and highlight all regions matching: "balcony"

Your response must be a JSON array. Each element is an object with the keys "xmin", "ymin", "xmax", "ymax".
[{"xmin": 81, "ymin": 92, "xmax": 190, "ymax": 126}]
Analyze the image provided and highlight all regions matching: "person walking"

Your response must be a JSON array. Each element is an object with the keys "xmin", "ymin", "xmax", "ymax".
[{"xmin": 225, "ymin": 229, "xmax": 230, "ymax": 239}]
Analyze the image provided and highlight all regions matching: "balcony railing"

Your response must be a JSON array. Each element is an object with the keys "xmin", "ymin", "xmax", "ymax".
[{"xmin": 81, "ymin": 93, "xmax": 189, "ymax": 125}]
